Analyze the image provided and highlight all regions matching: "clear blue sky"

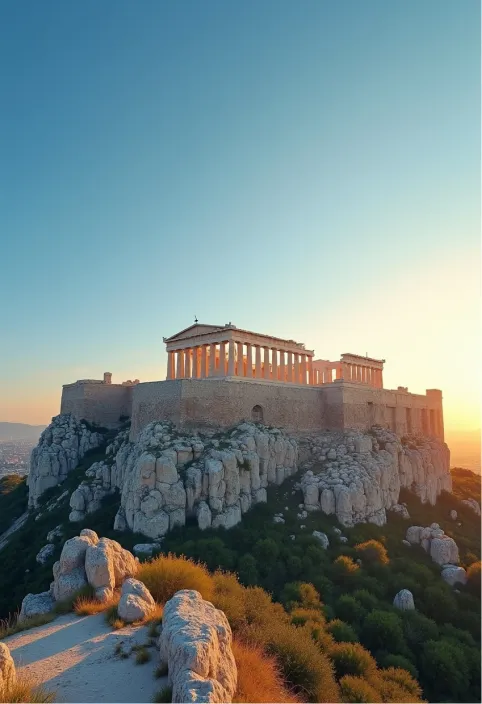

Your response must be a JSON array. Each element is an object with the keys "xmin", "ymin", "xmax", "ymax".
[{"xmin": 0, "ymin": 0, "xmax": 480, "ymax": 429}]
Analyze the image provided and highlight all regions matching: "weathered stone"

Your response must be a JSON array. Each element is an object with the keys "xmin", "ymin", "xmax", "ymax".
[
  {"xmin": 117, "ymin": 578, "xmax": 155, "ymax": 623},
  {"xmin": 441, "ymin": 565, "xmax": 467, "ymax": 587},
  {"xmin": 197, "ymin": 501, "xmax": 212, "ymax": 530},
  {"xmin": 430, "ymin": 537, "xmax": 459, "ymax": 565},
  {"xmin": 36, "ymin": 544, "xmax": 55, "ymax": 565},
  {"xmin": 18, "ymin": 591, "xmax": 55, "ymax": 623},
  {"xmin": 312, "ymin": 531, "xmax": 329, "ymax": 549},
  {"xmin": 393, "ymin": 589, "xmax": 415, "ymax": 610},
  {"xmin": 0, "ymin": 643, "xmax": 16, "ymax": 692},
  {"xmin": 159, "ymin": 590, "xmax": 237, "ymax": 703}
]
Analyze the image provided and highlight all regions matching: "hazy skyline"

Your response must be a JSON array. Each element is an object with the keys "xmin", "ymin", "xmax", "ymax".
[{"xmin": 1, "ymin": 0, "xmax": 479, "ymax": 432}]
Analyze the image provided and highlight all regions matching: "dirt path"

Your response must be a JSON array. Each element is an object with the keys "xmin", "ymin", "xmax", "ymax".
[{"xmin": 4, "ymin": 612, "xmax": 166, "ymax": 703}]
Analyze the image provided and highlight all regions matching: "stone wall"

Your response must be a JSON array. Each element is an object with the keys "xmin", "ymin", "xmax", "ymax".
[
  {"xmin": 61, "ymin": 382, "xmax": 134, "ymax": 428},
  {"xmin": 130, "ymin": 378, "xmax": 324, "ymax": 440},
  {"xmin": 319, "ymin": 382, "xmax": 444, "ymax": 440}
]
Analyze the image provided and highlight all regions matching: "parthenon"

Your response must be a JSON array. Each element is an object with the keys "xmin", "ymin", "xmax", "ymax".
[{"xmin": 163, "ymin": 323, "xmax": 385, "ymax": 388}]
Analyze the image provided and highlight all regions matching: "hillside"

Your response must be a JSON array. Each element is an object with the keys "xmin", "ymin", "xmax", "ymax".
[
  {"xmin": 0, "ymin": 418, "xmax": 479, "ymax": 703},
  {"xmin": 0, "ymin": 422, "xmax": 47, "ymax": 441}
]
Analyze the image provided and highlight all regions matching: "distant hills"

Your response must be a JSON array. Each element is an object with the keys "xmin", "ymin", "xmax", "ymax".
[{"xmin": 0, "ymin": 423, "xmax": 46, "ymax": 442}]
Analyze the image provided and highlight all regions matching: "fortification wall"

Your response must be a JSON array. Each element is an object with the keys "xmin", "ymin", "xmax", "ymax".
[
  {"xmin": 61, "ymin": 383, "xmax": 134, "ymax": 428},
  {"xmin": 324, "ymin": 383, "xmax": 444, "ymax": 440},
  {"xmin": 130, "ymin": 378, "xmax": 324, "ymax": 440}
]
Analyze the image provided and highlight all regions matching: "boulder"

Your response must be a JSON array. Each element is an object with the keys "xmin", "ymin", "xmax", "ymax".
[
  {"xmin": 159, "ymin": 589, "xmax": 237, "ymax": 703},
  {"xmin": 430, "ymin": 537, "xmax": 459, "ymax": 566},
  {"xmin": 461, "ymin": 498, "xmax": 481, "ymax": 516},
  {"xmin": 441, "ymin": 565, "xmax": 467, "ymax": 587},
  {"xmin": 450, "ymin": 510, "xmax": 457, "ymax": 520},
  {"xmin": 36, "ymin": 544, "xmax": 55, "ymax": 565},
  {"xmin": 85, "ymin": 538, "xmax": 138, "ymax": 600},
  {"xmin": 117, "ymin": 578, "xmax": 155, "ymax": 623},
  {"xmin": 312, "ymin": 531, "xmax": 329, "ymax": 549},
  {"xmin": 405, "ymin": 526, "xmax": 423, "ymax": 545},
  {"xmin": 18, "ymin": 591, "xmax": 55, "ymax": 623},
  {"xmin": 393, "ymin": 589, "xmax": 415, "ymax": 610},
  {"xmin": 80, "ymin": 528, "xmax": 99, "ymax": 544},
  {"xmin": 53, "ymin": 567, "xmax": 88, "ymax": 602},
  {"xmin": 0, "ymin": 643, "xmax": 16, "ymax": 693}
]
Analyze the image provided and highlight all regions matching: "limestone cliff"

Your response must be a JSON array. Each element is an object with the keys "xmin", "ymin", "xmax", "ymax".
[
  {"xmin": 301, "ymin": 426, "xmax": 451, "ymax": 526},
  {"xmin": 27, "ymin": 414, "xmax": 105, "ymax": 507}
]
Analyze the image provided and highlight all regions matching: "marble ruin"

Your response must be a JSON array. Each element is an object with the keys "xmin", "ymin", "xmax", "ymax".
[{"xmin": 60, "ymin": 322, "xmax": 445, "ymax": 441}]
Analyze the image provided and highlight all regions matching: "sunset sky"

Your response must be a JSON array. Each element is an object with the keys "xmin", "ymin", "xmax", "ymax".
[{"xmin": 0, "ymin": 0, "xmax": 479, "ymax": 433}]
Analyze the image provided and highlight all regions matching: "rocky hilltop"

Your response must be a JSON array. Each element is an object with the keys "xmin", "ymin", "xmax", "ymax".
[{"xmin": 27, "ymin": 413, "xmax": 451, "ymax": 542}]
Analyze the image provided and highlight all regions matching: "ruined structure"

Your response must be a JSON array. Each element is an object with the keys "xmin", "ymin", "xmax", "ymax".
[{"xmin": 59, "ymin": 322, "xmax": 445, "ymax": 441}]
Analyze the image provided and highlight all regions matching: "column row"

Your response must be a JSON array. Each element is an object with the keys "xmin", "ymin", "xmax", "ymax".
[
  {"xmin": 341, "ymin": 363, "xmax": 383, "ymax": 388},
  {"xmin": 167, "ymin": 343, "xmax": 313, "ymax": 384}
]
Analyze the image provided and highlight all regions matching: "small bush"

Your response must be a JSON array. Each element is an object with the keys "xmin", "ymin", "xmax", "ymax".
[
  {"xmin": 0, "ymin": 674, "xmax": 56, "ymax": 703},
  {"xmin": 400, "ymin": 610, "xmax": 438, "ymax": 653},
  {"xmin": 135, "ymin": 647, "xmax": 151, "ymax": 664},
  {"xmin": 379, "ymin": 666, "xmax": 423, "ymax": 699},
  {"xmin": 54, "ymin": 584, "xmax": 95, "ymax": 615},
  {"xmin": 212, "ymin": 572, "xmax": 247, "ymax": 631},
  {"xmin": 232, "ymin": 638, "xmax": 300, "ymax": 703},
  {"xmin": 155, "ymin": 662, "xmax": 169, "ymax": 678},
  {"xmin": 329, "ymin": 642, "xmax": 377, "ymax": 680},
  {"xmin": 105, "ymin": 604, "xmax": 125, "ymax": 630},
  {"xmin": 74, "ymin": 592, "xmax": 119, "ymax": 616},
  {"xmin": 355, "ymin": 539, "xmax": 389, "ymax": 565},
  {"xmin": 466, "ymin": 560, "xmax": 481, "ymax": 597},
  {"xmin": 339, "ymin": 675, "xmax": 382, "ymax": 703},
  {"xmin": 152, "ymin": 685, "xmax": 172, "ymax": 703},
  {"xmin": 377, "ymin": 653, "xmax": 418, "ymax": 680},
  {"xmin": 333, "ymin": 555, "xmax": 359, "ymax": 579},
  {"xmin": 335, "ymin": 595, "xmax": 366, "ymax": 627},
  {"xmin": 290, "ymin": 608, "xmax": 325, "ymax": 627},
  {"xmin": 352, "ymin": 589, "xmax": 380, "ymax": 611},
  {"xmin": 325, "ymin": 619, "xmax": 358, "ymax": 643},
  {"xmin": 361, "ymin": 610, "xmax": 406, "ymax": 654},
  {"xmin": 138, "ymin": 554, "xmax": 214, "ymax": 604}
]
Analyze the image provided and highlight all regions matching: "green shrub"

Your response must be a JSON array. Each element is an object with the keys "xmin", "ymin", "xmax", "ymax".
[
  {"xmin": 466, "ymin": 560, "xmax": 481, "ymax": 597},
  {"xmin": 339, "ymin": 675, "xmax": 382, "ymax": 703},
  {"xmin": 361, "ymin": 610, "xmax": 406, "ymax": 655},
  {"xmin": 400, "ymin": 610, "xmax": 438, "ymax": 653},
  {"xmin": 420, "ymin": 638, "xmax": 470, "ymax": 702},
  {"xmin": 377, "ymin": 653, "xmax": 418, "ymax": 680},
  {"xmin": 334, "ymin": 595, "xmax": 366, "ymax": 627},
  {"xmin": 236, "ymin": 554, "xmax": 258, "ymax": 586},
  {"xmin": 352, "ymin": 589, "xmax": 380, "ymax": 611},
  {"xmin": 325, "ymin": 619, "xmax": 358, "ymax": 643},
  {"xmin": 329, "ymin": 642, "xmax": 378, "ymax": 679},
  {"xmin": 152, "ymin": 685, "xmax": 172, "ymax": 703},
  {"xmin": 420, "ymin": 584, "xmax": 457, "ymax": 623},
  {"xmin": 355, "ymin": 539, "xmax": 389, "ymax": 565},
  {"xmin": 135, "ymin": 647, "xmax": 151, "ymax": 664}
]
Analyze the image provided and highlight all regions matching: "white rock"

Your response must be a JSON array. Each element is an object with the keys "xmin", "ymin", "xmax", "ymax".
[
  {"xmin": 46, "ymin": 525, "xmax": 63, "ymax": 542},
  {"xmin": 159, "ymin": 590, "xmax": 237, "ymax": 703},
  {"xmin": 18, "ymin": 591, "xmax": 55, "ymax": 623},
  {"xmin": 133, "ymin": 543, "xmax": 159, "ymax": 557},
  {"xmin": 80, "ymin": 528, "xmax": 99, "ymax": 544},
  {"xmin": 0, "ymin": 643, "xmax": 16, "ymax": 692},
  {"xmin": 430, "ymin": 536, "xmax": 459, "ymax": 566},
  {"xmin": 312, "ymin": 531, "xmax": 329, "ymax": 549},
  {"xmin": 450, "ymin": 509, "xmax": 457, "ymax": 520},
  {"xmin": 441, "ymin": 565, "xmax": 467, "ymax": 587},
  {"xmin": 461, "ymin": 498, "xmax": 481, "ymax": 515},
  {"xmin": 393, "ymin": 589, "xmax": 415, "ymax": 610},
  {"xmin": 117, "ymin": 578, "xmax": 155, "ymax": 623},
  {"xmin": 36, "ymin": 544, "xmax": 55, "ymax": 565},
  {"xmin": 406, "ymin": 526, "xmax": 423, "ymax": 544}
]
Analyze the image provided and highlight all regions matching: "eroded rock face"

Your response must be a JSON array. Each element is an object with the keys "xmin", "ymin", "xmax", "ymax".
[
  {"xmin": 461, "ymin": 498, "xmax": 481, "ymax": 516},
  {"xmin": 73, "ymin": 421, "xmax": 298, "ymax": 540},
  {"xmin": 36, "ymin": 544, "xmax": 55, "ymax": 565},
  {"xmin": 28, "ymin": 414, "xmax": 105, "ymax": 507},
  {"xmin": 159, "ymin": 590, "xmax": 237, "ymax": 703},
  {"xmin": 0, "ymin": 643, "xmax": 16, "ymax": 692},
  {"xmin": 302, "ymin": 427, "xmax": 450, "ymax": 527},
  {"xmin": 117, "ymin": 578, "xmax": 155, "ymax": 622},
  {"xmin": 18, "ymin": 591, "xmax": 55, "ymax": 623},
  {"xmin": 85, "ymin": 536, "xmax": 138, "ymax": 602}
]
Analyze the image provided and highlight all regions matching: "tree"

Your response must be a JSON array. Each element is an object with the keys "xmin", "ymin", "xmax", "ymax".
[{"xmin": 361, "ymin": 610, "xmax": 406, "ymax": 655}]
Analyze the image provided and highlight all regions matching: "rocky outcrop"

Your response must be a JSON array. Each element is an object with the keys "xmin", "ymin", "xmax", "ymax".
[
  {"xmin": 28, "ymin": 414, "xmax": 105, "ymax": 507},
  {"xmin": 66, "ymin": 421, "xmax": 297, "ymax": 540},
  {"xmin": 35, "ymin": 544, "xmax": 55, "ymax": 565},
  {"xmin": 393, "ymin": 589, "xmax": 415, "ymax": 610},
  {"xmin": 301, "ymin": 427, "xmax": 450, "ymax": 527},
  {"xmin": 405, "ymin": 523, "xmax": 459, "ymax": 565},
  {"xmin": 441, "ymin": 565, "xmax": 467, "ymax": 587},
  {"xmin": 159, "ymin": 590, "xmax": 237, "ymax": 703},
  {"xmin": 461, "ymin": 498, "xmax": 481, "ymax": 516},
  {"xmin": 19, "ymin": 529, "xmax": 138, "ymax": 619},
  {"xmin": 117, "ymin": 578, "xmax": 155, "ymax": 622},
  {"xmin": 0, "ymin": 643, "xmax": 16, "ymax": 692}
]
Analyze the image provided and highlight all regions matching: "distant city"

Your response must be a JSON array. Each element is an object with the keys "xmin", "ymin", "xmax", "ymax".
[{"xmin": 0, "ymin": 423, "xmax": 46, "ymax": 479}]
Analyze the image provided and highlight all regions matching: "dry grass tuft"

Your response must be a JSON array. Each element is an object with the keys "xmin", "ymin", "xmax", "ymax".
[
  {"xmin": 0, "ymin": 674, "xmax": 56, "ymax": 703},
  {"xmin": 105, "ymin": 604, "xmax": 125, "ymax": 630},
  {"xmin": 74, "ymin": 592, "xmax": 120, "ymax": 616},
  {"xmin": 0, "ymin": 612, "xmax": 55, "ymax": 640},
  {"xmin": 152, "ymin": 685, "xmax": 172, "ymax": 703},
  {"xmin": 138, "ymin": 553, "xmax": 214, "ymax": 605},
  {"xmin": 232, "ymin": 638, "xmax": 301, "ymax": 703}
]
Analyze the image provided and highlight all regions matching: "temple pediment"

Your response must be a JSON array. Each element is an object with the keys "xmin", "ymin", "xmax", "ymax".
[{"xmin": 164, "ymin": 324, "xmax": 224, "ymax": 343}]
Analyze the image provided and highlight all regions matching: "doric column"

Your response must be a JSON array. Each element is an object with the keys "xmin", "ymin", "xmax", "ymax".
[
  {"xmin": 335, "ymin": 364, "xmax": 342, "ymax": 380},
  {"xmin": 209, "ymin": 343, "xmax": 216, "ymax": 377},
  {"xmin": 191, "ymin": 347, "xmax": 199, "ymax": 378},
  {"xmin": 301, "ymin": 355, "xmax": 307, "ymax": 384},
  {"xmin": 279, "ymin": 351, "xmax": 285, "ymax": 382},
  {"xmin": 200, "ymin": 346, "xmax": 207, "ymax": 378},
  {"xmin": 379, "ymin": 370, "xmax": 383, "ymax": 388},
  {"xmin": 167, "ymin": 351, "xmax": 174, "ymax": 380},
  {"xmin": 324, "ymin": 368, "xmax": 331, "ymax": 383},
  {"xmin": 271, "ymin": 349, "xmax": 278, "ymax": 380},
  {"xmin": 308, "ymin": 357, "xmax": 314, "ymax": 384},
  {"xmin": 287, "ymin": 352, "xmax": 293, "ymax": 381},
  {"xmin": 294, "ymin": 354, "xmax": 300, "ymax": 384},
  {"xmin": 246, "ymin": 344, "xmax": 252, "ymax": 377},
  {"xmin": 176, "ymin": 350, "xmax": 184, "ymax": 379},
  {"xmin": 263, "ymin": 347, "xmax": 270, "ymax": 379},
  {"xmin": 218, "ymin": 342, "xmax": 226, "ymax": 376},
  {"xmin": 236, "ymin": 342, "xmax": 244, "ymax": 376},
  {"xmin": 228, "ymin": 340, "xmax": 235, "ymax": 375},
  {"xmin": 255, "ymin": 346, "xmax": 262, "ymax": 378},
  {"xmin": 184, "ymin": 348, "xmax": 192, "ymax": 378},
  {"xmin": 341, "ymin": 363, "xmax": 349, "ymax": 381}
]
